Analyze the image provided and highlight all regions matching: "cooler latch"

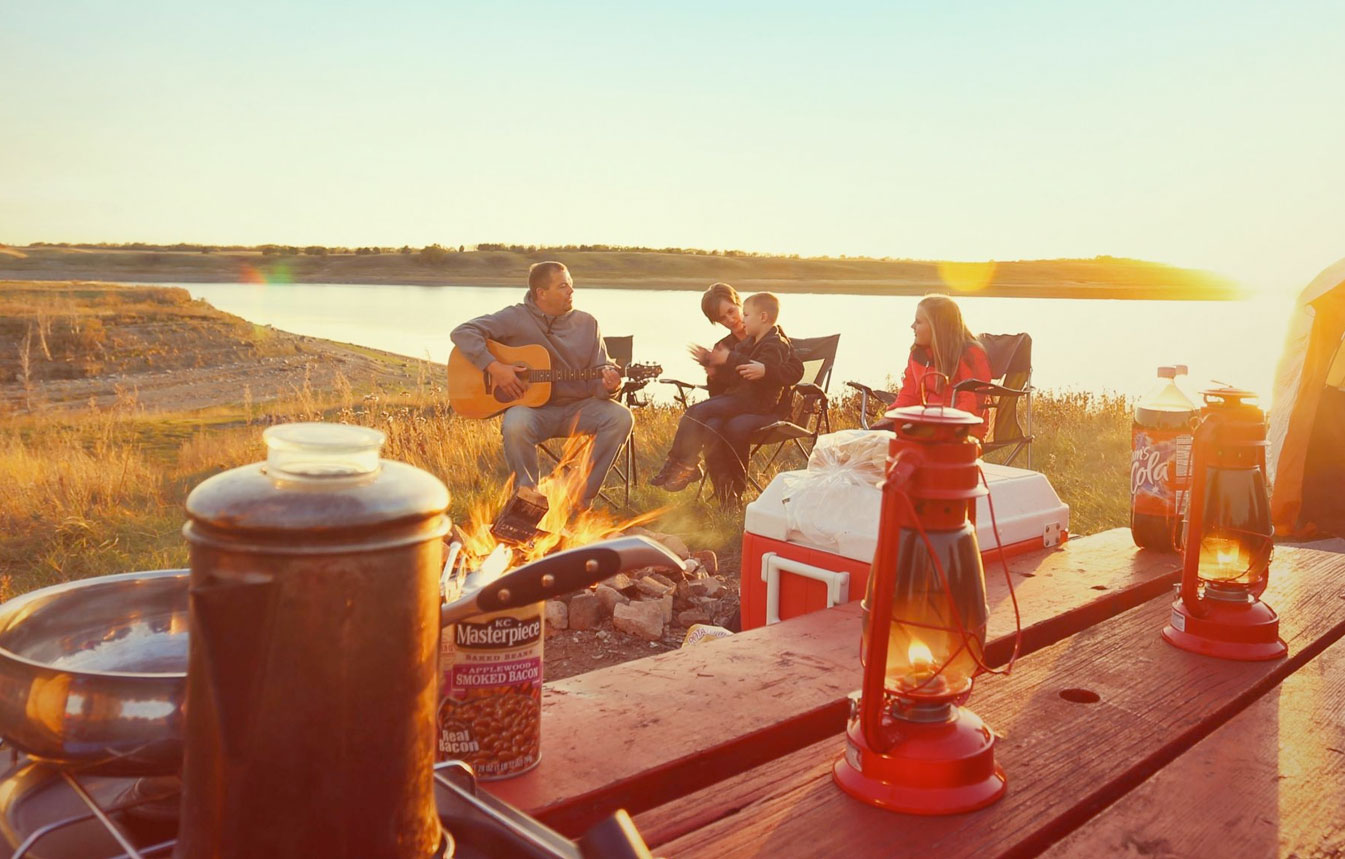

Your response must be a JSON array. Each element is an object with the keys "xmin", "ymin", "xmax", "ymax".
[
  {"xmin": 761, "ymin": 552, "xmax": 851, "ymax": 625},
  {"xmin": 1043, "ymin": 521, "xmax": 1062, "ymax": 548}
]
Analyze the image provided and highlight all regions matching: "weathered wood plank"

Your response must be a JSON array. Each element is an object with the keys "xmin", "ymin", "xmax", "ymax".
[
  {"xmin": 645, "ymin": 543, "xmax": 1345, "ymax": 858},
  {"xmin": 1041, "ymin": 636, "xmax": 1345, "ymax": 858},
  {"xmin": 487, "ymin": 529, "xmax": 1178, "ymax": 835}
]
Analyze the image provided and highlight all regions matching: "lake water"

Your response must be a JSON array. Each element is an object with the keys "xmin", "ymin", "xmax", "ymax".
[{"xmin": 180, "ymin": 282, "xmax": 1295, "ymax": 404}]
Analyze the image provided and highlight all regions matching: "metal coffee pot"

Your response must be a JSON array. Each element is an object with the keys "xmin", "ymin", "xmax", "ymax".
[{"xmin": 177, "ymin": 422, "xmax": 451, "ymax": 858}]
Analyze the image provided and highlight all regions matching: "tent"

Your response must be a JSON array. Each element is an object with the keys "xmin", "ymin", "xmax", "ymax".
[{"xmin": 1269, "ymin": 256, "xmax": 1345, "ymax": 538}]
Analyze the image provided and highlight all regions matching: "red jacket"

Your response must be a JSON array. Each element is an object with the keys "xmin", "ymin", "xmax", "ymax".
[{"xmin": 892, "ymin": 343, "xmax": 993, "ymax": 437}]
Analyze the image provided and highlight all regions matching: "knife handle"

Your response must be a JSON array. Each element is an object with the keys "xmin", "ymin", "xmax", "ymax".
[{"xmin": 473, "ymin": 545, "xmax": 622, "ymax": 613}]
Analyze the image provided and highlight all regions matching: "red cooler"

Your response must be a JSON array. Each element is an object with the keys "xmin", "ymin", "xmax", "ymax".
[{"xmin": 740, "ymin": 462, "xmax": 1069, "ymax": 630}]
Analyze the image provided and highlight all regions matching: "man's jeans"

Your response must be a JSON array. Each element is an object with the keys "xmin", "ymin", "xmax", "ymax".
[{"xmin": 500, "ymin": 398, "xmax": 634, "ymax": 504}]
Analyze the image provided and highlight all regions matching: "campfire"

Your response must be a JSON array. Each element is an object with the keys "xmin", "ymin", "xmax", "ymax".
[
  {"xmin": 439, "ymin": 435, "xmax": 737, "ymax": 646},
  {"xmin": 452, "ymin": 435, "xmax": 663, "ymax": 576}
]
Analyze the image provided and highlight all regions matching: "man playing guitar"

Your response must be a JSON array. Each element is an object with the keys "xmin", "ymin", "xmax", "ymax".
[{"xmin": 450, "ymin": 262, "xmax": 632, "ymax": 506}]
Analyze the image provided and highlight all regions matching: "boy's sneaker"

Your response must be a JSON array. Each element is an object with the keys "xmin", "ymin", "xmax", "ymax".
[{"xmin": 662, "ymin": 461, "xmax": 704, "ymax": 492}]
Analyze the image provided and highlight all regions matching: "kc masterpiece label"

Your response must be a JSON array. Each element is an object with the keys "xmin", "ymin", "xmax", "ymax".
[{"xmin": 437, "ymin": 602, "xmax": 543, "ymax": 779}]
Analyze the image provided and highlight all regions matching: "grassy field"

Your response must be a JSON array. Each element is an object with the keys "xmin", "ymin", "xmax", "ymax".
[
  {"xmin": 0, "ymin": 378, "xmax": 1132, "ymax": 600},
  {"xmin": 0, "ymin": 280, "xmax": 1133, "ymax": 600}
]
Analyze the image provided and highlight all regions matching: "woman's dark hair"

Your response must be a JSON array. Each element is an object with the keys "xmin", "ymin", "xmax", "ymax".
[{"xmin": 700, "ymin": 282, "xmax": 740, "ymax": 324}]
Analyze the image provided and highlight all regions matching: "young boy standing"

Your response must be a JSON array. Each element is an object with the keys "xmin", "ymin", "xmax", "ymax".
[{"xmin": 652, "ymin": 292, "xmax": 804, "ymax": 496}]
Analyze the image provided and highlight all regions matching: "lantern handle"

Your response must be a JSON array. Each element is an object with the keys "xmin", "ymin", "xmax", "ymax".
[{"xmin": 916, "ymin": 369, "xmax": 952, "ymax": 408}]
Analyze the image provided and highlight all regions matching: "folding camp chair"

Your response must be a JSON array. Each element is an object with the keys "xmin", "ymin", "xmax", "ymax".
[
  {"xmin": 846, "ymin": 332, "xmax": 1033, "ymax": 467},
  {"xmin": 739, "ymin": 333, "xmax": 841, "ymax": 491},
  {"xmin": 846, "ymin": 381, "xmax": 897, "ymax": 429},
  {"xmin": 953, "ymin": 332, "xmax": 1034, "ymax": 467},
  {"xmin": 539, "ymin": 335, "xmax": 653, "ymax": 508}
]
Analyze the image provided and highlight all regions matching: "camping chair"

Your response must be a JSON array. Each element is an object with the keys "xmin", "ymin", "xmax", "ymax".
[
  {"xmin": 953, "ymin": 332, "xmax": 1034, "ymax": 467},
  {"xmin": 846, "ymin": 381, "xmax": 897, "ymax": 429},
  {"xmin": 845, "ymin": 332, "xmax": 1033, "ymax": 467},
  {"xmin": 739, "ymin": 333, "xmax": 842, "ymax": 492},
  {"xmin": 539, "ymin": 335, "xmax": 653, "ymax": 508}
]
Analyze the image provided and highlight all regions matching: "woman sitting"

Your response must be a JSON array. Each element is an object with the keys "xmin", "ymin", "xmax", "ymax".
[
  {"xmin": 891, "ymin": 294, "xmax": 991, "ymax": 436},
  {"xmin": 684, "ymin": 283, "xmax": 751, "ymax": 501}
]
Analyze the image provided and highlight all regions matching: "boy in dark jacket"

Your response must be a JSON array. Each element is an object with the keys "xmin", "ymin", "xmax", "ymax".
[{"xmin": 652, "ymin": 293, "xmax": 804, "ymax": 494}]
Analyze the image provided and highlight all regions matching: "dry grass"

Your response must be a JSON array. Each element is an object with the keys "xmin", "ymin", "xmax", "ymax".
[{"xmin": 0, "ymin": 376, "xmax": 1132, "ymax": 599}]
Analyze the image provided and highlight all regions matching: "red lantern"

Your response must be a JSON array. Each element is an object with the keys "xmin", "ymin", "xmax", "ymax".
[
  {"xmin": 1162, "ymin": 387, "xmax": 1285, "ymax": 661},
  {"xmin": 832, "ymin": 401, "xmax": 1014, "ymax": 814}
]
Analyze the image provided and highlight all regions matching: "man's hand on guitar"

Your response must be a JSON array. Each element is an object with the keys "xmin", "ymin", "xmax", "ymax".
[
  {"xmin": 601, "ymin": 365, "xmax": 622, "ymax": 393},
  {"xmin": 486, "ymin": 360, "xmax": 528, "ymax": 400}
]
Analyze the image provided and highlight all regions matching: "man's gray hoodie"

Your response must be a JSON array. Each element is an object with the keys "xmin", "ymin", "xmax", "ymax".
[{"xmin": 450, "ymin": 291, "xmax": 616, "ymax": 405}]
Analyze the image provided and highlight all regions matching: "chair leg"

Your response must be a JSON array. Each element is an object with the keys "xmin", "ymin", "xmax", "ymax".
[
  {"xmin": 745, "ymin": 445, "xmax": 767, "ymax": 493},
  {"xmin": 538, "ymin": 441, "xmax": 621, "ymax": 510},
  {"xmin": 627, "ymin": 433, "xmax": 636, "ymax": 508}
]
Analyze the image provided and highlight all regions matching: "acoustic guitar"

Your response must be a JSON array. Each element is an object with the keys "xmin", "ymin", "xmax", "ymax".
[{"xmin": 447, "ymin": 341, "xmax": 662, "ymax": 419}]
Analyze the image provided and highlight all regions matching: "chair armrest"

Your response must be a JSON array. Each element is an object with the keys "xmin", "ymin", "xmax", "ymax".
[
  {"xmin": 952, "ymin": 379, "xmax": 1031, "ymax": 397},
  {"xmin": 794, "ymin": 382, "xmax": 826, "ymax": 399},
  {"xmin": 846, "ymin": 380, "xmax": 876, "ymax": 397},
  {"xmin": 845, "ymin": 381, "xmax": 896, "ymax": 404},
  {"xmin": 658, "ymin": 378, "xmax": 705, "ymax": 392}
]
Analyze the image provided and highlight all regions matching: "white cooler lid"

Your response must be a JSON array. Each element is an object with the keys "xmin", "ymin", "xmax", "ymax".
[{"xmin": 744, "ymin": 462, "xmax": 1069, "ymax": 563}]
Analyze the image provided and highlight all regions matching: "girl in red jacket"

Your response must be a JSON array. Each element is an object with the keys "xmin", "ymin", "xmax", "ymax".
[{"xmin": 892, "ymin": 294, "xmax": 992, "ymax": 437}]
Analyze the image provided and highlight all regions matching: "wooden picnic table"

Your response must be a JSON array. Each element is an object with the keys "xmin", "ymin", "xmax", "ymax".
[{"xmin": 484, "ymin": 529, "xmax": 1345, "ymax": 857}]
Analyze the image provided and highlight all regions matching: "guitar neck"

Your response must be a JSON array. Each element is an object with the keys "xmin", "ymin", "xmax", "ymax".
[{"xmin": 523, "ymin": 366, "xmax": 612, "ymax": 383}]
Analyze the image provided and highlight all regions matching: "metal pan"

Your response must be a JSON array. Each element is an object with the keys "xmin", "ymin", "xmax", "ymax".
[{"xmin": 0, "ymin": 537, "xmax": 682, "ymax": 774}]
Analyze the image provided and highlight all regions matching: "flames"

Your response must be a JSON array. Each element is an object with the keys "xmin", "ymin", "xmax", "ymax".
[
  {"xmin": 907, "ymin": 639, "xmax": 936, "ymax": 672},
  {"xmin": 454, "ymin": 435, "xmax": 663, "ymax": 576},
  {"xmin": 1200, "ymin": 535, "xmax": 1250, "ymax": 582}
]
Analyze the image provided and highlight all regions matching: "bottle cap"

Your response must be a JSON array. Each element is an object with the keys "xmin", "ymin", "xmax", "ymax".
[{"xmin": 1157, "ymin": 366, "xmax": 1176, "ymax": 379}]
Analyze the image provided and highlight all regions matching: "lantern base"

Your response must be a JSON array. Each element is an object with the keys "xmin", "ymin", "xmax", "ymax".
[
  {"xmin": 1161, "ymin": 595, "xmax": 1287, "ymax": 661},
  {"xmin": 833, "ymin": 705, "xmax": 1005, "ymax": 815}
]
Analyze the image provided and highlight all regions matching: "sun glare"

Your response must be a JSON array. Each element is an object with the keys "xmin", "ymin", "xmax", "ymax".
[{"xmin": 937, "ymin": 261, "xmax": 998, "ymax": 294}]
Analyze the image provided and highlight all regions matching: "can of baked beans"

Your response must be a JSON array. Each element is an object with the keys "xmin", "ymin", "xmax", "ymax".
[{"xmin": 437, "ymin": 601, "xmax": 544, "ymax": 779}]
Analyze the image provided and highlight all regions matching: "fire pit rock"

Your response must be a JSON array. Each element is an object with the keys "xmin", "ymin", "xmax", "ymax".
[
  {"xmin": 545, "ymin": 599, "xmax": 568, "ymax": 635},
  {"xmin": 593, "ymin": 584, "xmax": 628, "ymax": 613},
  {"xmin": 612, "ymin": 600, "xmax": 665, "ymax": 641},
  {"xmin": 626, "ymin": 527, "xmax": 691, "ymax": 561},
  {"xmin": 568, "ymin": 592, "xmax": 603, "ymax": 631}
]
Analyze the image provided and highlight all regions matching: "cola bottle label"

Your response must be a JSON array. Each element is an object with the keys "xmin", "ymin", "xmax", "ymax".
[{"xmin": 1131, "ymin": 426, "xmax": 1192, "ymax": 518}]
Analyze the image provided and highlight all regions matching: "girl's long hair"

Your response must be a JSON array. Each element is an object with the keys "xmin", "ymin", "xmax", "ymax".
[{"xmin": 917, "ymin": 294, "xmax": 980, "ymax": 377}]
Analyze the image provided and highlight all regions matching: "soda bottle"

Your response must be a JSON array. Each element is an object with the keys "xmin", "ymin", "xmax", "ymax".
[{"xmin": 1130, "ymin": 366, "xmax": 1197, "ymax": 551}]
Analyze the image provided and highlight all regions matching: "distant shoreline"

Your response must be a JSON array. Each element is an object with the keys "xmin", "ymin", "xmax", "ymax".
[{"xmin": 0, "ymin": 247, "xmax": 1247, "ymax": 301}]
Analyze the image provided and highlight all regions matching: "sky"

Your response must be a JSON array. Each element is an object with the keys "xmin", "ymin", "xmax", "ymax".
[{"xmin": 3, "ymin": 0, "xmax": 1344, "ymax": 291}]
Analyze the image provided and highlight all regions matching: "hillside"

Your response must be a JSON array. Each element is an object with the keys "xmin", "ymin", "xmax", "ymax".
[
  {"xmin": 0, "ymin": 281, "xmax": 427, "ymax": 414},
  {"xmin": 0, "ymin": 246, "xmax": 1243, "ymax": 300}
]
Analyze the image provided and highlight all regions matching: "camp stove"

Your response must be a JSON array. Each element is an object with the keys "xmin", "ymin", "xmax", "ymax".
[{"xmin": 0, "ymin": 752, "xmax": 639, "ymax": 859}]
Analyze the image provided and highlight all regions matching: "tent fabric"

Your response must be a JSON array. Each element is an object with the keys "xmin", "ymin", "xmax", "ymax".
[{"xmin": 1269, "ymin": 257, "xmax": 1345, "ymax": 538}]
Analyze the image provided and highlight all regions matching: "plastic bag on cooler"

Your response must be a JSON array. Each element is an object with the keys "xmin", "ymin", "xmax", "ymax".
[{"xmin": 781, "ymin": 430, "xmax": 893, "ymax": 551}]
